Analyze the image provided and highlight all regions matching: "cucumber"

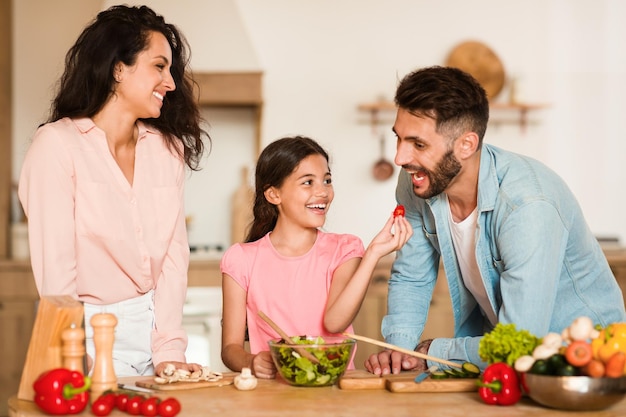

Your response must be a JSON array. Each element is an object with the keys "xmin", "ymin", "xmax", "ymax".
[
  {"xmin": 530, "ymin": 359, "xmax": 550, "ymax": 375},
  {"xmin": 443, "ymin": 369, "xmax": 461, "ymax": 378},
  {"xmin": 445, "ymin": 368, "xmax": 469, "ymax": 378},
  {"xmin": 430, "ymin": 371, "xmax": 449, "ymax": 379},
  {"xmin": 461, "ymin": 362, "xmax": 481, "ymax": 377}
]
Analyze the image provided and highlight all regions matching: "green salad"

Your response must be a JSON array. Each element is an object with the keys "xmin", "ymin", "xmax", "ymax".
[{"xmin": 271, "ymin": 336, "xmax": 353, "ymax": 386}]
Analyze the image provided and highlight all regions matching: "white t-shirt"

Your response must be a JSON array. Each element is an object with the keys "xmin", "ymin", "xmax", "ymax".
[{"xmin": 445, "ymin": 194, "xmax": 497, "ymax": 326}]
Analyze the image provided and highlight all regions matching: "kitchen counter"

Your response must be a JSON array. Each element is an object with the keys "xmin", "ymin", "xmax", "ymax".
[{"xmin": 8, "ymin": 375, "xmax": 626, "ymax": 417}]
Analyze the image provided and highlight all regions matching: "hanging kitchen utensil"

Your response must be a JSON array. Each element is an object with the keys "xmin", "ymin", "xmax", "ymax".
[{"xmin": 372, "ymin": 134, "xmax": 394, "ymax": 181}]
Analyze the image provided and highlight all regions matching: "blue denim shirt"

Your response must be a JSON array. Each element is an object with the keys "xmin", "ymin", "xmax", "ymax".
[{"xmin": 382, "ymin": 144, "xmax": 626, "ymax": 368}]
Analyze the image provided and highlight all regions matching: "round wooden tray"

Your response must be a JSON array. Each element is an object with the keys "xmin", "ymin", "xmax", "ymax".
[{"xmin": 445, "ymin": 40, "xmax": 506, "ymax": 100}]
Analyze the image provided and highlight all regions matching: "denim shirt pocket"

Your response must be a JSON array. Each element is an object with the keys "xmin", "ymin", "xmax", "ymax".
[
  {"xmin": 422, "ymin": 224, "xmax": 439, "ymax": 249},
  {"xmin": 491, "ymin": 257, "xmax": 505, "ymax": 274}
]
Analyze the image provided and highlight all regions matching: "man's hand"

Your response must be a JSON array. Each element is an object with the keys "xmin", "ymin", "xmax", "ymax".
[{"xmin": 363, "ymin": 339, "xmax": 433, "ymax": 375}]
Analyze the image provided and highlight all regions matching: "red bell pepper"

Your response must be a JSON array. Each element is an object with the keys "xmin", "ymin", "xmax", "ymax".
[
  {"xmin": 476, "ymin": 362, "xmax": 521, "ymax": 406},
  {"xmin": 33, "ymin": 368, "xmax": 91, "ymax": 415}
]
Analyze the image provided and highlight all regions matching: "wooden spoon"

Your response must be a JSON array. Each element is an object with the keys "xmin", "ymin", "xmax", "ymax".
[
  {"xmin": 344, "ymin": 333, "xmax": 462, "ymax": 369},
  {"xmin": 258, "ymin": 311, "xmax": 320, "ymax": 364}
]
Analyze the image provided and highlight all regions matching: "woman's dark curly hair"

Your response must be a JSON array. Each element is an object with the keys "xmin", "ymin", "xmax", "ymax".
[
  {"xmin": 246, "ymin": 136, "xmax": 330, "ymax": 243},
  {"xmin": 48, "ymin": 5, "xmax": 207, "ymax": 169}
]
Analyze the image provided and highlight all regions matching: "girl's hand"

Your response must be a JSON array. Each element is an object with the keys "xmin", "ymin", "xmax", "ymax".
[
  {"xmin": 251, "ymin": 351, "xmax": 277, "ymax": 379},
  {"xmin": 368, "ymin": 213, "xmax": 413, "ymax": 258}
]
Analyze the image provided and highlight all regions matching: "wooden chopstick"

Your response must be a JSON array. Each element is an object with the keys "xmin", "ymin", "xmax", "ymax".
[
  {"xmin": 258, "ymin": 311, "xmax": 320, "ymax": 364},
  {"xmin": 343, "ymin": 333, "xmax": 462, "ymax": 369}
]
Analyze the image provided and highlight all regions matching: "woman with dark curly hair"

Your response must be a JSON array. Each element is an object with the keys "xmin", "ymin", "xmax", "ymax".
[{"xmin": 18, "ymin": 4, "xmax": 209, "ymax": 377}]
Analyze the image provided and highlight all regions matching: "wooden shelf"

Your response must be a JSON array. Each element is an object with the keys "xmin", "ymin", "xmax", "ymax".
[
  {"xmin": 489, "ymin": 102, "xmax": 550, "ymax": 132},
  {"xmin": 358, "ymin": 99, "xmax": 549, "ymax": 133},
  {"xmin": 193, "ymin": 71, "xmax": 264, "ymax": 156}
]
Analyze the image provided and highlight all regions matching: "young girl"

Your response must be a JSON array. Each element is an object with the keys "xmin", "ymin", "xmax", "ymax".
[{"xmin": 220, "ymin": 136, "xmax": 412, "ymax": 378}]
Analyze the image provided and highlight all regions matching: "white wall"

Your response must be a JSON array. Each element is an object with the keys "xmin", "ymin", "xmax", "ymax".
[{"xmin": 12, "ymin": 0, "xmax": 626, "ymax": 248}]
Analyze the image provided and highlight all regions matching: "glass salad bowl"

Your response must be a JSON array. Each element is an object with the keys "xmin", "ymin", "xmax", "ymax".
[{"xmin": 268, "ymin": 336, "xmax": 355, "ymax": 387}]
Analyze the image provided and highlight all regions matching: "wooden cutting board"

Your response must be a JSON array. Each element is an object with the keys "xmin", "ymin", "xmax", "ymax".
[
  {"xmin": 339, "ymin": 370, "xmax": 422, "ymax": 390},
  {"xmin": 339, "ymin": 370, "xmax": 478, "ymax": 393},
  {"xmin": 135, "ymin": 372, "xmax": 237, "ymax": 391},
  {"xmin": 386, "ymin": 377, "xmax": 478, "ymax": 393}
]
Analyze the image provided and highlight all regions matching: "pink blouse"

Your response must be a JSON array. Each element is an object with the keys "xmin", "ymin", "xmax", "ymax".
[
  {"xmin": 221, "ymin": 231, "xmax": 365, "ymax": 354},
  {"xmin": 18, "ymin": 117, "xmax": 189, "ymax": 365}
]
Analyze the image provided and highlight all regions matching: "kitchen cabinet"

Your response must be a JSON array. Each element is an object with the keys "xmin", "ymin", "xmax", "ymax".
[
  {"xmin": 0, "ymin": 260, "xmax": 38, "ymax": 417},
  {"xmin": 0, "ymin": 0, "xmax": 12, "ymax": 259},
  {"xmin": 351, "ymin": 255, "xmax": 454, "ymax": 369}
]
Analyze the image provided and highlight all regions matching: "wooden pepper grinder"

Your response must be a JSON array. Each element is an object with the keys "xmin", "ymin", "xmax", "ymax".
[
  {"xmin": 61, "ymin": 323, "xmax": 85, "ymax": 373},
  {"xmin": 90, "ymin": 313, "xmax": 118, "ymax": 401}
]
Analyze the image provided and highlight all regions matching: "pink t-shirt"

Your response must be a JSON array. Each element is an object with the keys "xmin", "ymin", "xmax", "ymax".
[
  {"xmin": 18, "ymin": 117, "xmax": 189, "ymax": 365},
  {"xmin": 221, "ymin": 230, "xmax": 365, "ymax": 354}
]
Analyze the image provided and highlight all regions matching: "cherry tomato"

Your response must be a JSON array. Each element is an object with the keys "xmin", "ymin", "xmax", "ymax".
[
  {"xmin": 126, "ymin": 395, "xmax": 145, "ymax": 415},
  {"xmin": 91, "ymin": 397, "xmax": 114, "ymax": 416},
  {"xmin": 393, "ymin": 204, "xmax": 405, "ymax": 217},
  {"xmin": 140, "ymin": 397, "xmax": 160, "ymax": 417},
  {"xmin": 100, "ymin": 392, "xmax": 117, "ymax": 406},
  {"xmin": 116, "ymin": 393, "xmax": 129, "ymax": 411},
  {"xmin": 157, "ymin": 398, "xmax": 182, "ymax": 417}
]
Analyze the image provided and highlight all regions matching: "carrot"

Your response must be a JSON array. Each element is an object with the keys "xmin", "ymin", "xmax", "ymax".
[
  {"xmin": 564, "ymin": 340, "xmax": 593, "ymax": 367},
  {"xmin": 604, "ymin": 351, "xmax": 626, "ymax": 378},
  {"xmin": 581, "ymin": 359, "xmax": 605, "ymax": 378}
]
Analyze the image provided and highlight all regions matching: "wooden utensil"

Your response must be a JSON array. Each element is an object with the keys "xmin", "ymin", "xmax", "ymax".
[
  {"xmin": 445, "ymin": 40, "xmax": 506, "ymax": 100},
  {"xmin": 343, "ymin": 333, "xmax": 462, "ymax": 369},
  {"xmin": 258, "ymin": 311, "xmax": 320, "ymax": 364}
]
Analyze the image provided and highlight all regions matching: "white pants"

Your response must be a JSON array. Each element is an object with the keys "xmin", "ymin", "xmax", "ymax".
[{"xmin": 84, "ymin": 291, "xmax": 155, "ymax": 377}]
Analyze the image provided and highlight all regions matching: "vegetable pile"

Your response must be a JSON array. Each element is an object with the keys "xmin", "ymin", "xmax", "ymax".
[
  {"xmin": 514, "ymin": 317, "xmax": 626, "ymax": 378},
  {"xmin": 271, "ymin": 336, "xmax": 353, "ymax": 386},
  {"xmin": 475, "ymin": 317, "xmax": 626, "ymax": 407}
]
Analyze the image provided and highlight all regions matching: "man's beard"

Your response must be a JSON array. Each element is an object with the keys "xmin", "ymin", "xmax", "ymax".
[{"xmin": 413, "ymin": 149, "xmax": 462, "ymax": 199}]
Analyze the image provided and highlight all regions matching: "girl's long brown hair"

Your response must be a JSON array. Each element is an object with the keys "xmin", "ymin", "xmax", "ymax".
[{"xmin": 246, "ymin": 136, "xmax": 329, "ymax": 242}]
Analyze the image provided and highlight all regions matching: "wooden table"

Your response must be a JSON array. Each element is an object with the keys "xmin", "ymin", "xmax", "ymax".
[{"xmin": 9, "ymin": 375, "xmax": 626, "ymax": 417}]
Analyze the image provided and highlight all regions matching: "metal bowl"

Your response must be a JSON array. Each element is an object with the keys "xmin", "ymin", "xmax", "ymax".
[{"xmin": 522, "ymin": 373, "xmax": 626, "ymax": 411}]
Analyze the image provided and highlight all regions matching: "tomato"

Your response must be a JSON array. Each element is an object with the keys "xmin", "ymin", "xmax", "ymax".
[
  {"xmin": 126, "ymin": 395, "xmax": 145, "ymax": 415},
  {"xmin": 157, "ymin": 398, "xmax": 181, "ymax": 417},
  {"xmin": 116, "ymin": 393, "xmax": 129, "ymax": 411},
  {"xmin": 393, "ymin": 205, "xmax": 405, "ymax": 218},
  {"xmin": 100, "ymin": 392, "xmax": 117, "ymax": 406},
  {"xmin": 91, "ymin": 397, "xmax": 114, "ymax": 416},
  {"xmin": 140, "ymin": 397, "xmax": 160, "ymax": 417},
  {"xmin": 565, "ymin": 340, "xmax": 593, "ymax": 367}
]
